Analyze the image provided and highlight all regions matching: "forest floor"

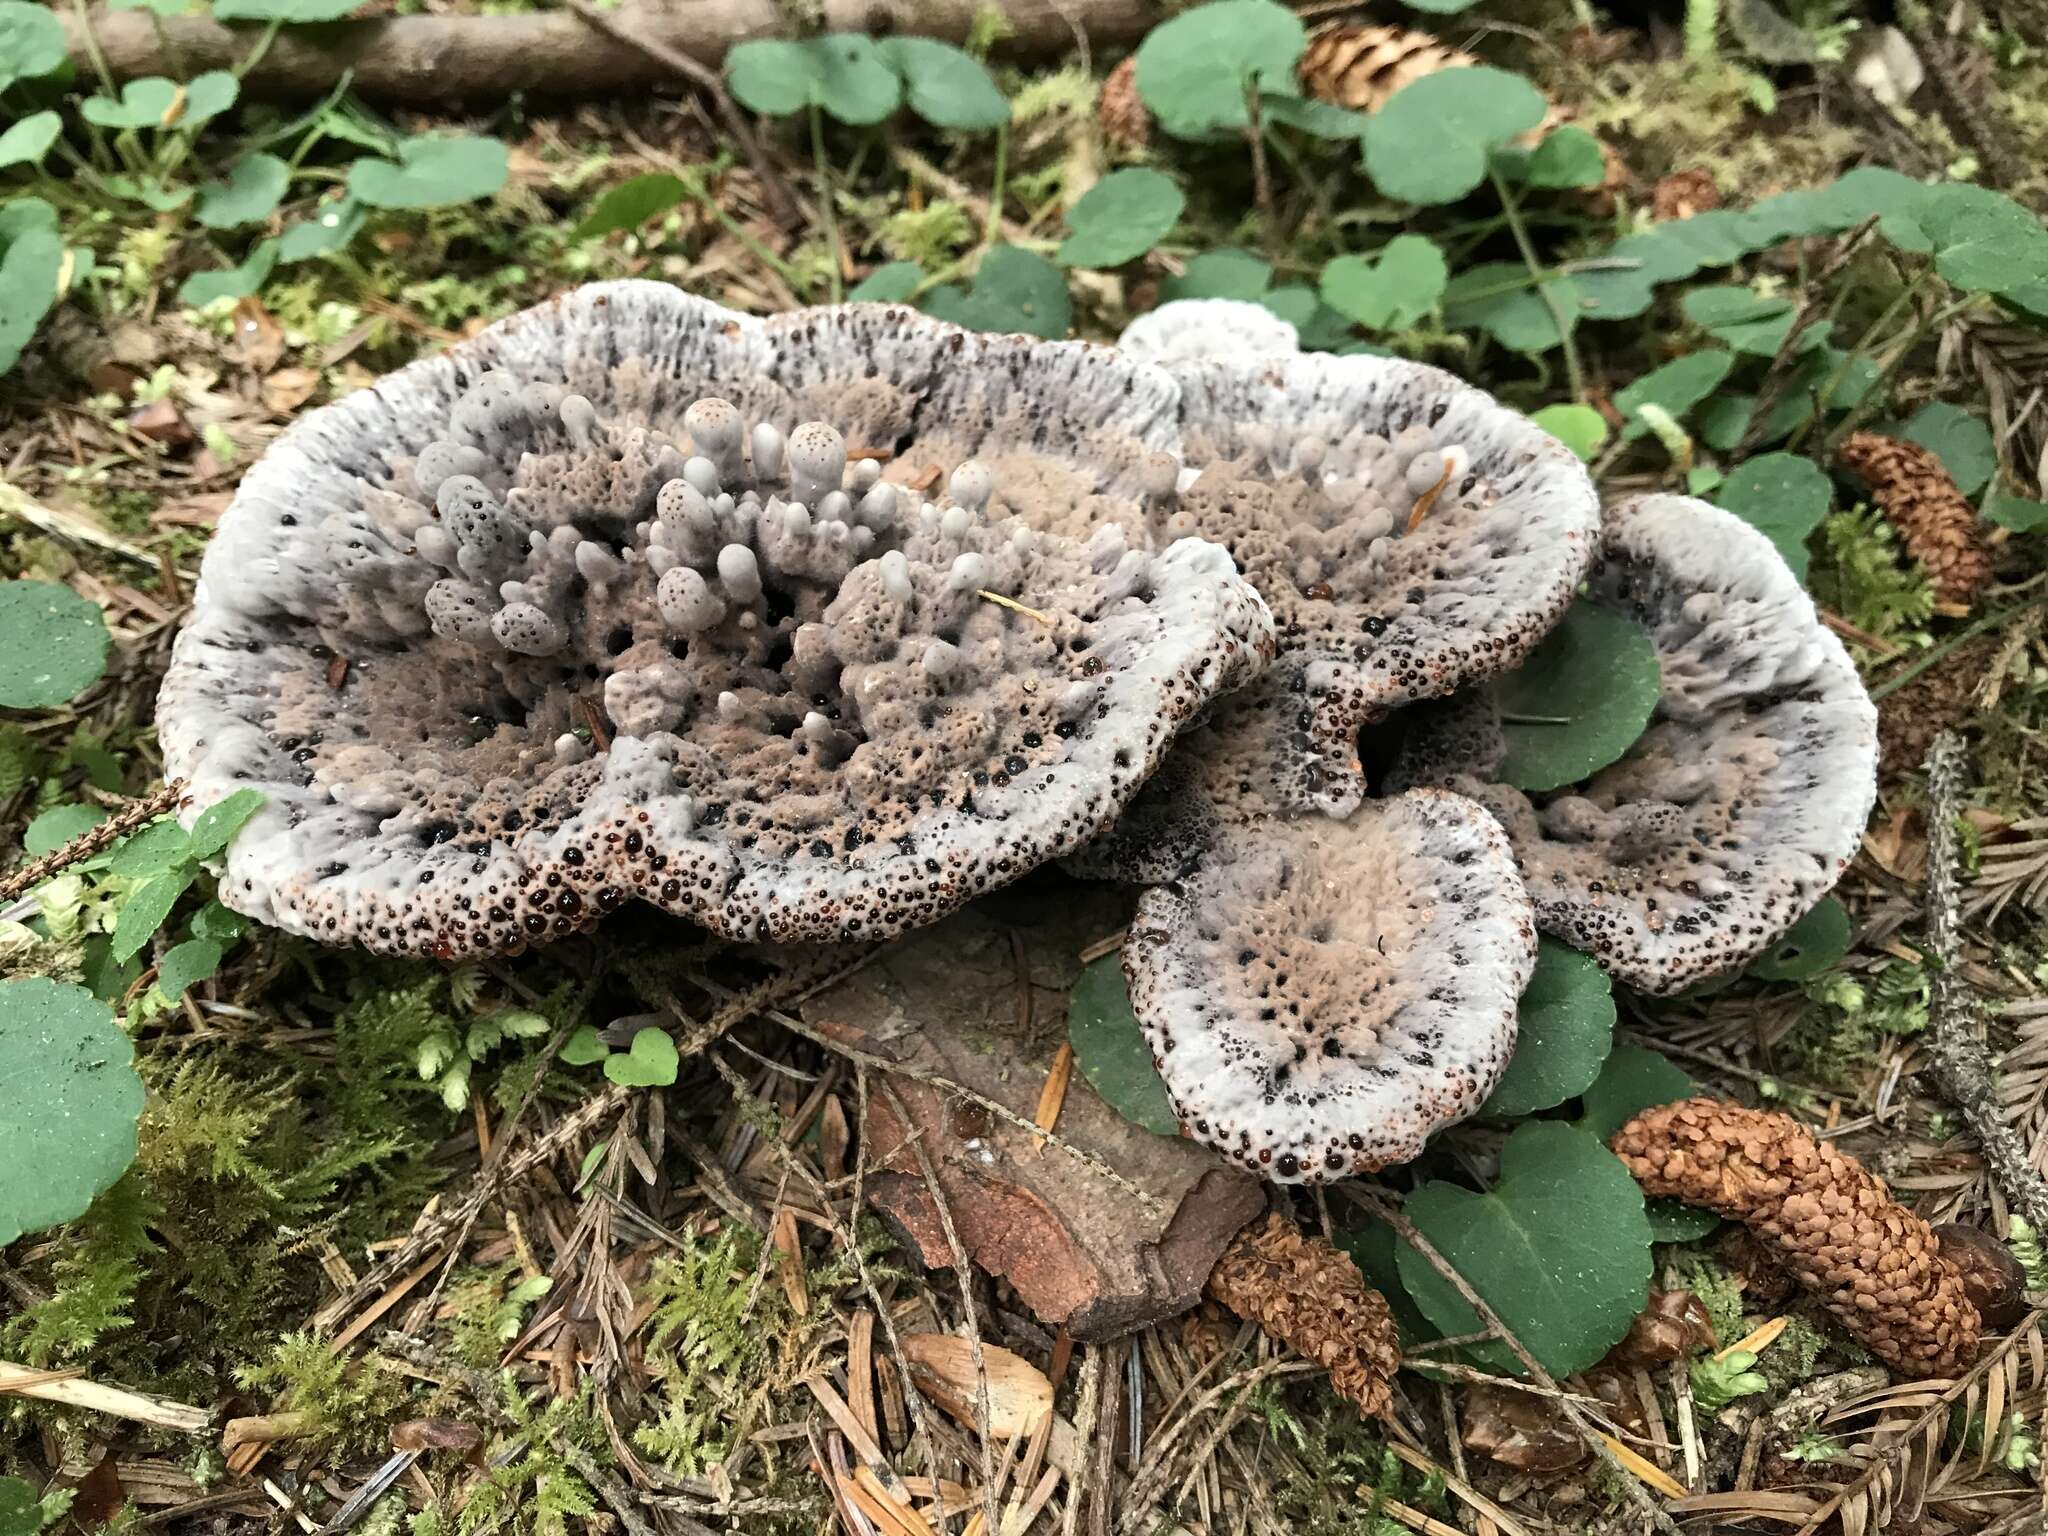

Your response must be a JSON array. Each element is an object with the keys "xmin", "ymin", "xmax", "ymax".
[{"xmin": 7, "ymin": 1, "xmax": 2048, "ymax": 1534}]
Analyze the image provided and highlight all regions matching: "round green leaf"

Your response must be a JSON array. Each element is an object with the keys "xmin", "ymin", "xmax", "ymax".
[
  {"xmin": 1529, "ymin": 403, "xmax": 1608, "ymax": 462},
  {"xmin": 277, "ymin": 199, "xmax": 363, "ymax": 263},
  {"xmin": 1713, "ymin": 451, "xmax": 1830, "ymax": 580},
  {"xmin": 1491, "ymin": 602, "xmax": 1660, "ymax": 791},
  {"xmin": 1647, "ymin": 1200, "xmax": 1720, "ymax": 1242},
  {"xmin": 24, "ymin": 803, "xmax": 106, "ymax": 857},
  {"xmin": 1614, "ymin": 351, "xmax": 1736, "ymax": 440},
  {"xmin": 1748, "ymin": 896, "xmax": 1851, "ymax": 981},
  {"xmin": 178, "ymin": 238, "xmax": 279, "ymax": 306},
  {"xmin": 1443, "ymin": 263, "xmax": 1579, "ymax": 354},
  {"xmin": 849, "ymin": 261, "xmax": 923, "ymax": 303},
  {"xmin": 1133, "ymin": 0, "xmax": 1306, "ymax": 140},
  {"xmin": 195, "ymin": 152, "xmax": 290, "ymax": 230},
  {"xmin": 80, "ymin": 77, "xmax": 181, "ymax": 130},
  {"xmin": 0, "ymin": 1, "xmax": 65, "ymax": 93},
  {"xmin": 1909, "ymin": 185, "xmax": 2048, "ymax": 296},
  {"xmin": 0, "ymin": 581, "xmax": 110, "ymax": 708},
  {"xmin": 1067, "ymin": 952, "xmax": 1179, "ymax": 1136},
  {"xmin": 1987, "ymin": 496, "xmax": 2048, "ymax": 532},
  {"xmin": 604, "ymin": 1026, "xmax": 678, "ymax": 1087},
  {"xmin": 1057, "ymin": 168, "xmax": 1183, "ymax": 270},
  {"xmin": 155, "ymin": 937, "xmax": 223, "ymax": 1001},
  {"xmin": 0, "ymin": 1475, "xmax": 49, "ymax": 1536},
  {"xmin": 1320, "ymin": 235, "xmax": 1447, "ymax": 331},
  {"xmin": 573, "ymin": 172, "xmax": 687, "ymax": 241},
  {"xmin": 181, "ymin": 70, "xmax": 240, "ymax": 126},
  {"xmin": 0, "ymin": 111, "xmax": 60, "ymax": 171},
  {"xmin": 560, "ymin": 1024, "xmax": 611, "ymax": 1066},
  {"xmin": 1394, "ymin": 1121, "xmax": 1654, "ymax": 1378},
  {"xmin": 1482, "ymin": 939, "xmax": 1615, "ymax": 1116},
  {"xmin": 348, "ymin": 134, "xmax": 509, "ymax": 210},
  {"xmin": 726, "ymin": 35, "xmax": 901, "ymax": 125},
  {"xmin": 1578, "ymin": 1041, "xmax": 1698, "ymax": 1142},
  {"xmin": 1520, "ymin": 125, "xmax": 1607, "ymax": 189},
  {"xmin": 1362, "ymin": 67, "xmax": 1547, "ymax": 205},
  {"xmin": 0, "ymin": 979, "xmax": 146, "ymax": 1247},
  {"xmin": 923, "ymin": 245, "xmax": 1070, "ymax": 339},
  {"xmin": 0, "ymin": 210, "xmax": 63, "ymax": 375},
  {"xmin": 1901, "ymin": 402, "xmax": 1996, "ymax": 497},
  {"xmin": 879, "ymin": 37, "xmax": 1008, "ymax": 131},
  {"xmin": 1161, "ymin": 248, "xmax": 1272, "ymax": 303}
]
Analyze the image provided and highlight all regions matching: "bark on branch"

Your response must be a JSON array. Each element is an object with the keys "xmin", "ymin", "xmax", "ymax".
[{"xmin": 59, "ymin": 0, "xmax": 1161, "ymax": 103}]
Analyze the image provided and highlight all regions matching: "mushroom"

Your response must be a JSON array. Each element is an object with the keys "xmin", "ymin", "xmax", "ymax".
[
  {"xmin": 1111, "ymin": 299, "xmax": 1602, "ymax": 817},
  {"xmin": 1123, "ymin": 789, "xmax": 1536, "ymax": 1183},
  {"xmin": 158, "ymin": 283, "xmax": 1276, "ymax": 957},
  {"xmin": 1389, "ymin": 494, "xmax": 1879, "ymax": 992}
]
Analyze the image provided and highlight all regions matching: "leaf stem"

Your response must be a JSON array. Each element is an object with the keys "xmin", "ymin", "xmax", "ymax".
[
  {"xmin": 985, "ymin": 119, "xmax": 1008, "ymax": 249},
  {"xmin": 809, "ymin": 101, "xmax": 842, "ymax": 304},
  {"xmin": 1491, "ymin": 167, "xmax": 1583, "ymax": 400}
]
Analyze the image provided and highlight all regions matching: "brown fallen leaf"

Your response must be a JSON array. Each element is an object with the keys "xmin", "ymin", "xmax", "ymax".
[
  {"xmin": 901, "ymin": 1334, "xmax": 1053, "ymax": 1439},
  {"xmin": 128, "ymin": 397, "xmax": 193, "ymax": 447},
  {"xmin": 391, "ymin": 1417, "xmax": 485, "ymax": 1453},
  {"xmin": 1604, "ymin": 1288, "xmax": 1716, "ymax": 1368},
  {"xmin": 261, "ymin": 366, "xmax": 321, "ymax": 415},
  {"xmin": 232, "ymin": 297, "xmax": 287, "ymax": 373}
]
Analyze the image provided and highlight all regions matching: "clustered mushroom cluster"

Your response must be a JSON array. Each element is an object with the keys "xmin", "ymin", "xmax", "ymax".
[{"xmin": 159, "ymin": 284, "xmax": 1878, "ymax": 1186}]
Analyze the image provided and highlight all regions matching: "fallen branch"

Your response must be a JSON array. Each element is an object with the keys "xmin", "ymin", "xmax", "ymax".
[
  {"xmin": 1923, "ymin": 731, "xmax": 2048, "ymax": 1233},
  {"xmin": 0, "ymin": 1361, "xmax": 212, "ymax": 1434},
  {"xmin": 59, "ymin": 0, "xmax": 1162, "ymax": 102}
]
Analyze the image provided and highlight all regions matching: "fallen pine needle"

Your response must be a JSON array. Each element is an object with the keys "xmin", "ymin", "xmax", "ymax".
[
  {"xmin": 1599, "ymin": 1433, "xmax": 1688, "ymax": 1499},
  {"xmin": 1717, "ymin": 1316, "xmax": 1789, "ymax": 1362},
  {"xmin": 1032, "ymin": 1043, "xmax": 1074, "ymax": 1151},
  {"xmin": 1405, "ymin": 458, "xmax": 1454, "ymax": 535},
  {"xmin": 978, "ymin": 589, "xmax": 1054, "ymax": 625}
]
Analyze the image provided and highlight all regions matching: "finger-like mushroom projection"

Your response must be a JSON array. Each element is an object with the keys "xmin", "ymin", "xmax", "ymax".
[
  {"xmin": 1390, "ymin": 494, "xmax": 1879, "ymax": 993},
  {"xmin": 159, "ymin": 284, "xmax": 1275, "ymax": 957},
  {"xmin": 1124, "ymin": 791, "xmax": 1536, "ymax": 1182},
  {"xmin": 1114, "ymin": 301, "xmax": 1602, "ymax": 817}
]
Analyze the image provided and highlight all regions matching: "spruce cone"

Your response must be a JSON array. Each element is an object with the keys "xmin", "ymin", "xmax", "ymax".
[
  {"xmin": 1877, "ymin": 633, "xmax": 1999, "ymax": 776},
  {"xmin": 1298, "ymin": 24, "xmax": 1477, "ymax": 113},
  {"xmin": 1098, "ymin": 55, "xmax": 1151, "ymax": 148},
  {"xmin": 1610, "ymin": 1098, "xmax": 1980, "ymax": 1378},
  {"xmin": 1206, "ymin": 1210, "xmax": 1401, "ymax": 1416},
  {"xmin": 1837, "ymin": 432, "xmax": 1994, "ymax": 607}
]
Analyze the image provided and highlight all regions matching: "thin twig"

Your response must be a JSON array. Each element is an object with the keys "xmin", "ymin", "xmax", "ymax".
[
  {"xmin": 0, "ymin": 780, "xmax": 184, "ymax": 904},
  {"xmin": 1922, "ymin": 732, "xmax": 2048, "ymax": 1233}
]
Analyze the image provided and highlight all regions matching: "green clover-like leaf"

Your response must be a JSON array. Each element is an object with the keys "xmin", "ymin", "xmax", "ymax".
[
  {"xmin": 195, "ymin": 152, "xmax": 290, "ymax": 230},
  {"xmin": 848, "ymin": 261, "xmax": 923, "ymax": 303},
  {"xmin": 1578, "ymin": 1042, "xmax": 1698, "ymax": 1142},
  {"xmin": 1056, "ymin": 168, "xmax": 1183, "ymax": 270},
  {"xmin": 1443, "ymin": 263, "xmax": 1578, "ymax": 354},
  {"xmin": 0, "ymin": 207, "xmax": 64, "ymax": 375},
  {"xmin": 0, "ymin": 979, "xmax": 146, "ymax": 1247},
  {"xmin": 1067, "ymin": 951, "xmax": 1179, "ymax": 1137},
  {"xmin": 1528, "ymin": 403, "xmax": 1608, "ymax": 462},
  {"xmin": 211, "ymin": 0, "xmax": 364, "ymax": 20},
  {"xmin": 604, "ymin": 1026, "xmax": 679, "ymax": 1087},
  {"xmin": 0, "ymin": 1, "xmax": 66, "ymax": 93},
  {"xmin": 1160, "ymin": 248, "xmax": 1272, "ymax": 303},
  {"xmin": 155, "ymin": 937, "xmax": 223, "ymax": 1001},
  {"xmin": 923, "ymin": 245, "xmax": 1070, "ymax": 339},
  {"xmin": 1133, "ymin": 0, "xmax": 1306, "ymax": 140},
  {"xmin": 1490, "ymin": 601, "xmax": 1660, "ymax": 791},
  {"xmin": 1482, "ymin": 939, "xmax": 1616, "ymax": 1117},
  {"xmin": 1713, "ymin": 451, "xmax": 1830, "ymax": 580},
  {"xmin": 1320, "ymin": 235, "xmax": 1447, "ymax": 331},
  {"xmin": 878, "ymin": 37, "xmax": 1008, "ymax": 131},
  {"xmin": 573, "ymin": 172, "xmax": 687, "ymax": 241},
  {"xmin": 1749, "ymin": 896, "xmax": 1851, "ymax": 981},
  {"xmin": 0, "ymin": 111, "xmax": 60, "ymax": 171},
  {"xmin": 1395, "ymin": 1121, "xmax": 1654, "ymax": 1378},
  {"xmin": 1362, "ymin": 67, "xmax": 1547, "ymax": 205},
  {"xmin": 24, "ymin": 804, "xmax": 105, "ymax": 857},
  {"xmin": 0, "ymin": 580, "xmax": 110, "ymax": 709},
  {"xmin": 348, "ymin": 134, "xmax": 508, "ymax": 210},
  {"xmin": 1613, "ymin": 350, "xmax": 1736, "ymax": 440},
  {"xmin": 277, "ymin": 199, "xmax": 363, "ymax": 263},
  {"xmin": 1901, "ymin": 401, "xmax": 1996, "ymax": 497},
  {"xmin": 726, "ymin": 34, "xmax": 901, "ymax": 125},
  {"xmin": 177, "ymin": 238, "xmax": 278, "ymax": 306}
]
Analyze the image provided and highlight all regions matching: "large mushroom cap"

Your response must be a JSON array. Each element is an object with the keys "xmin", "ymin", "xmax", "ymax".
[
  {"xmin": 1124, "ymin": 789, "xmax": 1536, "ymax": 1184},
  {"xmin": 1392, "ymin": 493, "xmax": 1879, "ymax": 993},
  {"xmin": 1114, "ymin": 304, "xmax": 1601, "ymax": 816},
  {"xmin": 159, "ymin": 283, "xmax": 1275, "ymax": 957}
]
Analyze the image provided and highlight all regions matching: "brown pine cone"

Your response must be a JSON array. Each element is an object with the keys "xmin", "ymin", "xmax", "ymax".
[
  {"xmin": 1298, "ymin": 24, "xmax": 1477, "ymax": 113},
  {"xmin": 1097, "ymin": 55, "xmax": 1150, "ymax": 149},
  {"xmin": 1206, "ymin": 1210, "xmax": 1401, "ymax": 1416},
  {"xmin": 1610, "ymin": 1098, "xmax": 1980, "ymax": 1378},
  {"xmin": 1837, "ymin": 431, "xmax": 1994, "ymax": 607},
  {"xmin": 1877, "ymin": 634, "xmax": 1999, "ymax": 776}
]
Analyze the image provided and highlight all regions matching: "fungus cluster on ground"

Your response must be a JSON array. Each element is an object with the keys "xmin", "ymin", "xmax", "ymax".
[{"xmin": 158, "ymin": 284, "xmax": 1878, "ymax": 1188}]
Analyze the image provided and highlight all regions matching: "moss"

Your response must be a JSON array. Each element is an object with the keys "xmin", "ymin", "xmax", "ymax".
[{"xmin": 236, "ymin": 1333, "xmax": 408, "ymax": 1456}]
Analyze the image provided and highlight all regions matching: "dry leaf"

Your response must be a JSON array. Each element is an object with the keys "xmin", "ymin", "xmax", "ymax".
[
  {"xmin": 231, "ymin": 297, "xmax": 287, "ymax": 373},
  {"xmin": 261, "ymin": 367, "xmax": 321, "ymax": 415},
  {"xmin": 901, "ymin": 1334, "xmax": 1053, "ymax": 1438},
  {"xmin": 391, "ymin": 1417, "xmax": 485, "ymax": 1452}
]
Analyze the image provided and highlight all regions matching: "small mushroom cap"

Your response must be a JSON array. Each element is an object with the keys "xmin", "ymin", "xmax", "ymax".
[
  {"xmin": 1112, "ymin": 344, "xmax": 1599, "ymax": 815},
  {"xmin": 1117, "ymin": 300, "xmax": 1302, "ymax": 370},
  {"xmin": 1389, "ymin": 494, "xmax": 1879, "ymax": 993},
  {"xmin": 1125, "ymin": 788, "xmax": 1536, "ymax": 1184}
]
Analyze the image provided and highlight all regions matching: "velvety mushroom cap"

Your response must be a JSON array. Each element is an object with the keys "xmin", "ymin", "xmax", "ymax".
[
  {"xmin": 159, "ymin": 283, "xmax": 1275, "ymax": 957},
  {"xmin": 1391, "ymin": 494, "xmax": 1879, "ymax": 993},
  {"xmin": 1112, "ymin": 301, "xmax": 1601, "ymax": 816},
  {"xmin": 1124, "ymin": 789, "xmax": 1536, "ymax": 1183}
]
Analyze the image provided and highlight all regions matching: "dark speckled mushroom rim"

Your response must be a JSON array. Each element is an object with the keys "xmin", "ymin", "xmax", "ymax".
[{"xmin": 158, "ymin": 281, "xmax": 1274, "ymax": 956}]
